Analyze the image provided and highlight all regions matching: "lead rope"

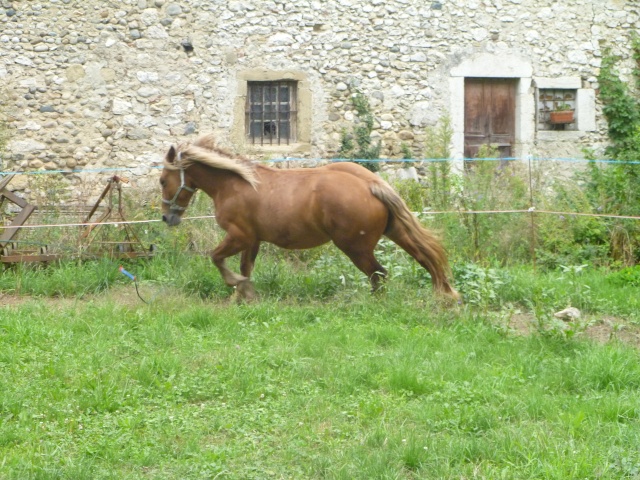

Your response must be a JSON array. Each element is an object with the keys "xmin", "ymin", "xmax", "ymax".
[{"xmin": 119, "ymin": 266, "xmax": 150, "ymax": 304}]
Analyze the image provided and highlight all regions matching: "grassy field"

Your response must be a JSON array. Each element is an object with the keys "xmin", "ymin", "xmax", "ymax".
[{"xmin": 1, "ymin": 250, "xmax": 640, "ymax": 479}]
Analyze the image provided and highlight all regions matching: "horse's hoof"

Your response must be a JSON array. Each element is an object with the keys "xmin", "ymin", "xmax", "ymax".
[
  {"xmin": 370, "ymin": 283, "xmax": 387, "ymax": 295},
  {"xmin": 236, "ymin": 279, "xmax": 257, "ymax": 302},
  {"xmin": 436, "ymin": 288, "xmax": 462, "ymax": 307}
]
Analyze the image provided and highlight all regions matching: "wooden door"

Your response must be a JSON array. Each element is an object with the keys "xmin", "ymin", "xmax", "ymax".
[{"xmin": 464, "ymin": 78, "xmax": 516, "ymax": 159}]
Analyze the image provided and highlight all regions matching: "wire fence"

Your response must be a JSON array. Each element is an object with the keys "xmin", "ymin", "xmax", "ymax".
[
  {"xmin": 2, "ymin": 155, "xmax": 640, "ymax": 177},
  {"xmin": 1, "ymin": 156, "xmax": 639, "ymax": 267}
]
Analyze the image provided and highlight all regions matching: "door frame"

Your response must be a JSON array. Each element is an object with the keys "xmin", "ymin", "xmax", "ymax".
[
  {"xmin": 449, "ymin": 52, "xmax": 534, "ymax": 168},
  {"xmin": 464, "ymin": 78, "xmax": 517, "ymax": 159}
]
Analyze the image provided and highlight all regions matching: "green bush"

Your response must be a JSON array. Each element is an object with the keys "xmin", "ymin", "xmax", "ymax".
[
  {"xmin": 338, "ymin": 91, "xmax": 382, "ymax": 172},
  {"xmin": 583, "ymin": 36, "xmax": 640, "ymax": 265},
  {"xmin": 453, "ymin": 145, "xmax": 530, "ymax": 263},
  {"xmin": 535, "ymin": 181, "xmax": 610, "ymax": 269},
  {"xmin": 423, "ymin": 115, "xmax": 454, "ymax": 210},
  {"xmin": 391, "ymin": 179, "xmax": 429, "ymax": 213},
  {"xmin": 452, "ymin": 262, "xmax": 506, "ymax": 309},
  {"xmin": 606, "ymin": 265, "xmax": 640, "ymax": 287}
]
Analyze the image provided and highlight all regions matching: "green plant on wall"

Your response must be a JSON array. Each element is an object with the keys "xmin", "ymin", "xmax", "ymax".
[
  {"xmin": 598, "ymin": 42, "xmax": 640, "ymax": 154},
  {"xmin": 338, "ymin": 90, "xmax": 381, "ymax": 172},
  {"xmin": 586, "ymin": 34, "xmax": 640, "ymax": 265},
  {"xmin": 400, "ymin": 142, "xmax": 414, "ymax": 167}
]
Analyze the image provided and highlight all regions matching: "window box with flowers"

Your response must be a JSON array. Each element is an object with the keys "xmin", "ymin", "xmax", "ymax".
[{"xmin": 549, "ymin": 103, "xmax": 574, "ymax": 125}]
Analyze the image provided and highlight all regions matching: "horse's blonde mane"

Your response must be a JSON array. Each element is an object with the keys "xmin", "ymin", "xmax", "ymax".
[{"xmin": 164, "ymin": 134, "xmax": 259, "ymax": 189}]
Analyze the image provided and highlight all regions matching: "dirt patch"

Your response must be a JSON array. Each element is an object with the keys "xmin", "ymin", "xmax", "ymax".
[
  {"xmin": 3, "ymin": 292, "xmax": 639, "ymax": 349},
  {"xmin": 0, "ymin": 293, "xmax": 29, "ymax": 308},
  {"xmin": 507, "ymin": 312, "xmax": 640, "ymax": 348},
  {"xmin": 0, "ymin": 293, "xmax": 83, "ymax": 310},
  {"xmin": 585, "ymin": 317, "xmax": 640, "ymax": 348},
  {"xmin": 0, "ymin": 289, "xmax": 145, "ymax": 311},
  {"xmin": 95, "ymin": 284, "xmax": 157, "ymax": 307},
  {"xmin": 508, "ymin": 313, "xmax": 537, "ymax": 336},
  {"xmin": 0, "ymin": 284, "xmax": 181, "ymax": 310}
]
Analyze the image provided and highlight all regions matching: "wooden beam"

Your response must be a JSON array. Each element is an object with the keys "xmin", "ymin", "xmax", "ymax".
[{"xmin": 0, "ymin": 205, "xmax": 36, "ymax": 246}]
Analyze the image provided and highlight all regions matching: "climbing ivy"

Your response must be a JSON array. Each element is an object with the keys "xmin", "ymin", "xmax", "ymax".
[
  {"xmin": 598, "ymin": 35, "xmax": 640, "ymax": 158},
  {"xmin": 338, "ymin": 91, "xmax": 381, "ymax": 172},
  {"xmin": 585, "ymin": 35, "xmax": 640, "ymax": 264}
]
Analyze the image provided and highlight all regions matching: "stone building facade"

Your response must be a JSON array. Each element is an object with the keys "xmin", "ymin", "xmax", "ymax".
[{"xmin": 0, "ymin": 0, "xmax": 638, "ymax": 192}]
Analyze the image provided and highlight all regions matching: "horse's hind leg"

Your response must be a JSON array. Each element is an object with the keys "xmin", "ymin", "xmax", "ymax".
[{"xmin": 337, "ymin": 245, "xmax": 388, "ymax": 292}]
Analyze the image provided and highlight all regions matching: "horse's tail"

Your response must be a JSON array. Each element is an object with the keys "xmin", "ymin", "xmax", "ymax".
[{"xmin": 370, "ymin": 182, "xmax": 459, "ymax": 300}]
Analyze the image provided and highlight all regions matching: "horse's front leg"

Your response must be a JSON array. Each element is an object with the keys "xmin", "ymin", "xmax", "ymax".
[
  {"xmin": 240, "ymin": 241, "xmax": 261, "ymax": 278},
  {"xmin": 211, "ymin": 234, "xmax": 256, "ymax": 301}
]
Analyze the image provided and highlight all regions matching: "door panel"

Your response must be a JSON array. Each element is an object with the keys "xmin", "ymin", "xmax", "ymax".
[{"xmin": 464, "ymin": 79, "xmax": 516, "ymax": 158}]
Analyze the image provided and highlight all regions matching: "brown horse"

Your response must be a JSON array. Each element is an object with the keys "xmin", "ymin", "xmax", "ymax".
[{"xmin": 160, "ymin": 134, "xmax": 459, "ymax": 301}]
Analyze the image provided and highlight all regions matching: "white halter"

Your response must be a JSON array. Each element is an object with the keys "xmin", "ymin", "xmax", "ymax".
[{"xmin": 162, "ymin": 153, "xmax": 197, "ymax": 211}]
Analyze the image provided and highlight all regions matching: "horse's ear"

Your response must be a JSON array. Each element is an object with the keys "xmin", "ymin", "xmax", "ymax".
[{"xmin": 166, "ymin": 145, "xmax": 177, "ymax": 164}]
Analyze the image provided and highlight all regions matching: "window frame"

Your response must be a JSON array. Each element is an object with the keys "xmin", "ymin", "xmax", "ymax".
[
  {"xmin": 245, "ymin": 80, "xmax": 298, "ymax": 146},
  {"xmin": 532, "ymin": 76, "xmax": 596, "ymax": 134},
  {"xmin": 536, "ymin": 87, "xmax": 577, "ymax": 132},
  {"xmin": 232, "ymin": 70, "xmax": 312, "ymax": 155}
]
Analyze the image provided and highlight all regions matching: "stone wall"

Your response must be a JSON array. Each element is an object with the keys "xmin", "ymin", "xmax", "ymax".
[{"xmin": 0, "ymin": 0, "xmax": 638, "ymax": 195}]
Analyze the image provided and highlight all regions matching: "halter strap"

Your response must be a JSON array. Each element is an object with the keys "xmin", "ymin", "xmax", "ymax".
[{"xmin": 162, "ymin": 159, "xmax": 197, "ymax": 211}]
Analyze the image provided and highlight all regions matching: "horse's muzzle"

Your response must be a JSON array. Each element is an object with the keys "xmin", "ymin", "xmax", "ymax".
[{"xmin": 162, "ymin": 213, "xmax": 182, "ymax": 227}]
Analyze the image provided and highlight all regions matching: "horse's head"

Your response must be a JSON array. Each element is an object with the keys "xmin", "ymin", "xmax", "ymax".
[{"xmin": 160, "ymin": 145, "xmax": 197, "ymax": 227}]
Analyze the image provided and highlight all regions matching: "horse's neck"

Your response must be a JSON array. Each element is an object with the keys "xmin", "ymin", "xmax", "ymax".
[{"xmin": 192, "ymin": 163, "xmax": 254, "ymax": 202}]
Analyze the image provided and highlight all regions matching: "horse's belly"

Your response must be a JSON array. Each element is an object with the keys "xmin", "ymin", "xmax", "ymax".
[
  {"xmin": 261, "ymin": 226, "xmax": 330, "ymax": 250},
  {"xmin": 269, "ymin": 235, "xmax": 330, "ymax": 250}
]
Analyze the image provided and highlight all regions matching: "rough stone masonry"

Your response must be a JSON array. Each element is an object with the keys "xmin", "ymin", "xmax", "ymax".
[{"xmin": 0, "ymin": 0, "xmax": 638, "ymax": 196}]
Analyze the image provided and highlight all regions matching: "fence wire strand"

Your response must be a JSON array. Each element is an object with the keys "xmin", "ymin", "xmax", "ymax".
[
  {"xmin": 1, "ymin": 157, "xmax": 638, "ymax": 265},
  {"xmin": 3, "ymin": 210, "xmax": 639, "ymax": 233},
  {"xmin": 2, "ymin": 156, "xmax": 640, "ymax": 177}
]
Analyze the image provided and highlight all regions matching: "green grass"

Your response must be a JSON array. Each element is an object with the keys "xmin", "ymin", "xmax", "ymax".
[{"xmin": 1, "ymin": 251, "xmax": 640, "ymax": 478}]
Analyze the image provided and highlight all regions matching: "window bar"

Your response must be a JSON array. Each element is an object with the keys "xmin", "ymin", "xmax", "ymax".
[
  {"xmin": 249, "ymin": 86, "xmax": 256, "ymax": 144},
  {"xmin": 279, "ymin": 83, "xmax": 284, "ymax": 145},
  {"xmin": 276, "ymin": 83, "xmax": 280, "ymax": 146},
  {"xmin": 247, "ymin": 91, "xmax": 252, "ymax": 145},
  {"xmin": 271, "ymin": 84, "xmax": 275, "ymax": 145},
  {"xmin": 246, "ymin": 81, "xmax": 295, "ymax": 145},
  {"xmin": 261, "ymin": 84, "xmax": 265, "ymax": 146},
  {"xmin": 274, "ymin": 83, "xmax": 278, "ymax": 145},
  {"xmin": 278, "ymin": 83, "xmax": 291, "ymax": 145}
]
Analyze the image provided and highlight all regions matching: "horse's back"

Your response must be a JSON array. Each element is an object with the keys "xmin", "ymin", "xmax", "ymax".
[
  {"xmin": 250, "ymin": 166, "xmax": 388, "ymax": 249},
  {"xmin": 322, "ymin": 161, "xmax": 381, "ymax": 181}
]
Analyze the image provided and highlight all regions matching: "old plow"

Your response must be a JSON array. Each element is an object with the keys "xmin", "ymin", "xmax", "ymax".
[{"xmin": 80, "ymin": 175, "xmax": 156, "ymax": 260}]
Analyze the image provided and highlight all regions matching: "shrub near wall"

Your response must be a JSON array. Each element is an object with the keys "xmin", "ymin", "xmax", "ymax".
[
  {"xmin": 338, "ymin": 91, "xmax": 382, "ymax": 173},
  {"xmin": 585, "ymin": 36, "xmax": 640, "ymax": 265}
]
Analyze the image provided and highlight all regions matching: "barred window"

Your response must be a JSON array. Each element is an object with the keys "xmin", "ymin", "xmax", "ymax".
[{"xmin": 246, "ymin": 81, "xmax": 297, "ymax": 145}]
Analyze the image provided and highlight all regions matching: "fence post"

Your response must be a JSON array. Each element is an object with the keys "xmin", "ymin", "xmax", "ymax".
[{"xmin": 528, "ymin": 155, "xmax": 537, "ymax": 271}]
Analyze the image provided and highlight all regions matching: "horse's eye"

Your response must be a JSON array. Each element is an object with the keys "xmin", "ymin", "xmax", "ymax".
[{"xmin": 159, "ymin": 179, "xmax": 165, "ymax": 187}]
